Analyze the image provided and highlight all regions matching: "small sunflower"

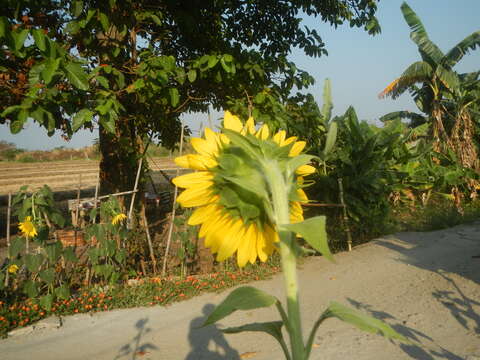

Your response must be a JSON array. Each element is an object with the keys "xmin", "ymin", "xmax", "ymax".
[
  {"xmin": 111, "ymin": 213, "xmax": 127, "ymax": 225},
  {"xmin": 8, "ymin": 264, "xmax": 19, "ymax": 274},
  {"xmin": 18, "ymin": 216, "xmax": 37, "ymax": 238},
  {"xmin": 173, "ymin": 111, "xmax": 315, "ymax": 267}
]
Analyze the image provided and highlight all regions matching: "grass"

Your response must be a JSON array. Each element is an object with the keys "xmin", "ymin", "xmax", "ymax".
[
  {"xmin": 393, "ymin": 197, "xmax": 480, "ymax": 232},
  {"xmin": 0, "ymin": 257, "xmax": 281, "ymax": 337}
]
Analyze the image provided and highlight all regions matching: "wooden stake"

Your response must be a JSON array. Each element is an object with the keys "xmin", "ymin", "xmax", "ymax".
[
  {"xmin": 338, "ymin": 178, "xmax": 353, "ymax": 252},
  {"xmin": 6, "ymin": 192, "xmax": 11, "ymax": 252},
  {"xmin": 162, "ymin": 123, "xmax": 184, "ymax": 276},
  {"xmin": 75, "ymin": 174, "xmax": 82, "ymax": 227},
  {"xmin": 93, "ymin": 173, "xmax": 100, "ymax": 224},
  {"xmin": 142, "ymin": 211, "xmax": 157, "ymax": 274},
  {"xmin": 4, "ymin": 192, "xmax": 11, "ymax": 287},
  {"xmin": 127, "ymin": 158, "xmax": 143, "ymax": 229}
]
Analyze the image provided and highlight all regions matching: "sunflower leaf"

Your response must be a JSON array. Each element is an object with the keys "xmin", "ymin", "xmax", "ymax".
[
  {"xmin": 222, "ymin": 321, "xmax": 291, "ymax": 359},
  {"xmin": 203, "ymin": 286, "xmax": 278, "ymax": 327},
  {"xmin": 281, "ymin": 216, "xmax": 334, "ymax": 262}
]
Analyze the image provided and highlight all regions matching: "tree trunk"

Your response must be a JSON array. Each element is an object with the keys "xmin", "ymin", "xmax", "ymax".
[{"xmin": 98, "ymin": 119, "xmax": 147, "ymax": 208}]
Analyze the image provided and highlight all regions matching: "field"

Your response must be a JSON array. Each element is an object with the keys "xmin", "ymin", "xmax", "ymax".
[{"xmin": 0, "ymin": 157, "xmax": 179, "ymax": 196}]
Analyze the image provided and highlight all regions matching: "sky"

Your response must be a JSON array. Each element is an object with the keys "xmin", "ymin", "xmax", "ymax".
[{"xmin": 1, "ymin": 0, "xmax": 479, "ymax": 150}]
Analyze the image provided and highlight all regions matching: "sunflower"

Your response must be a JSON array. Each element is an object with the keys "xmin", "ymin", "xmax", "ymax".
[
  {"xmin": 173, "ymin": 111, "xmax": 315, "ymax": 267},
  {"xmin": 18, "ymin": 216, "xmax": 37, "ymax": 238},
  {"xmin": 8, "ymin": 264, "xmax": 19, "ymax": 274},
  {"xmin": 111, "ymin": 213, "xmax": 127, "ymax": 225}
]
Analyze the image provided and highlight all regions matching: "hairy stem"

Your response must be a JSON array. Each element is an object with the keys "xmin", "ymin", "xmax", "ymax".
[{"xmin": 264, "ymin": 160, "xmax": 305, "ymax": 360}]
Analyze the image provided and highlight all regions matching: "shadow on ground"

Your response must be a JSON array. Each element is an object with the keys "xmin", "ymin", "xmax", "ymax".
[
  {"xmin": 185, "ymin": 304, "xmax": 240, "ymax": 360},
  {"xmin": 347, "ymin": 298, "xmax": 464, "ymax": 360},
  {"xmin": 114, "ymin": 318, "xmax": 158, "ymax": 360}
]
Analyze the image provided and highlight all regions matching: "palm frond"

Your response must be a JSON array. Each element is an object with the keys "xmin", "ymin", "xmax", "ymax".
[
  {"xmin": 401, "ymin": 2, "xmax": 445, "ymax": 63},
  {"xmin": 444, "ymin": 31, "xmax": 480, "ymax": 69},
  {"xmin": 380, "ymin": 61, "xmax": 433, "ymax": 99},
  {"xmin": 435, "ymin": 65, "xmax": 460, "ymax": 94}
]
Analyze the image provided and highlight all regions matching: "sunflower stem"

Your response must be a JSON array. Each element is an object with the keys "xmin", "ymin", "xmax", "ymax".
[{"xmin": 264, "ymin": 160, "xmax": 305, "ymax": 360}]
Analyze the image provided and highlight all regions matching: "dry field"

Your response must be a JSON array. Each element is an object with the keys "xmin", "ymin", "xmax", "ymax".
[{"xmin": 0, "ymin": 157, "xmax": 179, "ymax": 196}]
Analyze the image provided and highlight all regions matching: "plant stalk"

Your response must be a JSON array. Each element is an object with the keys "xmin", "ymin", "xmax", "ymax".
[{"xmin": 265, "ymin": 161, "xmax": 305, "ymax": 360}]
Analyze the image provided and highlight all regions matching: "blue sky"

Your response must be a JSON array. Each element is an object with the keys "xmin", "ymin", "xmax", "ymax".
[{"xmin": 1, "ymin": 0, "xmax": 479, "ymax": 150}]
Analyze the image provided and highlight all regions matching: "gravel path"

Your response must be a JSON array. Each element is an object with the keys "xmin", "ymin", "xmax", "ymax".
[{"xmin": 1, "ymin": 223, "xmax": 479, "ymax": 360}]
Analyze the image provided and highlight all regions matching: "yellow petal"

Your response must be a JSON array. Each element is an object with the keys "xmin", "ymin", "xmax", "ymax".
[
  {"xmin": 289, "ymin": 141, "xmax": 306, "ymax": 156},
  {"xmin": 297, "ymin": 188, "xmax": 308, "ymax": 202},
  {"xmin": 188, "ymin": 204, "xmax": 219, "ymax": 225},
  {"xmin": 237, "ymin": 223, "xmax": 257, "ymax": 267},
  {"xmin": 172, "ymin": 171, "xmax": 213, "ymax": 188},
  {"xmin": 175, "ymin": 154, "xmax": 217, "ymax": 170},
  {"xmin": 256, "ymin": 228, "xmax": 269, "ymax": 262},
  {"xmin": 296, "ymin": 164, "xmax": 315, "ymax": 176},
  {"xmin": 191, "ymin": 137, "xmax": 218, "ymax": 157},
  {"xmin": 219, "ymin": 133, "xmax": 230, "ymax": 145},
  {"xmin": 199, "ymin": 206, "xmax": 228, "ymax": 238},
  {"xmin": 246, "ymin": 117, "xmax": 256, "ymax": 135},
  {"xmin": 203, "ymin": 215, "xmax": 232, "ymax": 253},
  {"xmin": 282, "ymin": 136, "xmax": 297, "ymax": 147},
  {"xmin": 273, "ymin": 130, "xmax": 286, "ymax": 145},
  {"xmin": 217, "ymin": 219, "xmax": 245, "ymax": 262},
  {"xmin": 223, "ymin": 111, "xmax": 243, "ymax": 132},
  {"xmin": 290, "ymin": 202, "xmax": 304, "ymax": 223},
  {"xmin": 256, "ymin": 124, "xmax": 270, "ymax": 140},
  {"xmin": 176, "ymin": 187, "xmax": 216, "ymax": 208}
]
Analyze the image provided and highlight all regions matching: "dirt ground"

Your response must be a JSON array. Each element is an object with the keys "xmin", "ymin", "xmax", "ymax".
[{"xmin": 0, "ymin": 222, "xmax": 479, "ymax": 360}]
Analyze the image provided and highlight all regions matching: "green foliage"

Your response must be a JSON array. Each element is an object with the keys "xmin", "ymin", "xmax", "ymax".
[
  {"xmin": 85, "ymin": 197, "xmax": 128, "ymax": 284},
  {"xmin": 0, "ymin": 0, "xmax": 381, "ymax": 195}
]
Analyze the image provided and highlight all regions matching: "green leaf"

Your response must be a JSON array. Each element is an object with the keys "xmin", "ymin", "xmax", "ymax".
[
  {"xmin": 23, "ymin": 280, "xmax": 38, "ymax": 298},
  {"xmin": 222, "ymin": 321, "xmax": 290, "ymax": 358},
  {"xmin": 323, "ymin": 121, "xmax": 337, "ymax": 155},
  {"xmin": 55, "ymin": 284, "xmax": 70, "ymax": 300},
  {"xmin": 13, "ymin": 29, "xmax": 29, "ymax": 51},
  {"xmin": 63, "ymin": 247, "xmax": 78, "ymax": 263},
  {"xmin": 281, "ymin": 216, "xmax": 333, "ymax": 262},
  {"xmin": 96, "ymin": 75, "xmax": 109, "ymax": 88},
  {"xmin": 32, "ymin": 29, "xmax": 47, "ymax": 51},
  {"xmin": 207, "ymin": 55, "xmax": 219, "ymax": 69},
  {"xmin": 254, "ymin": 92, "xmax": 265, "ymax": 104},
  {"xmin": 39, "ymin": 268, "xmax": 55, "ymax": 285},
  {"xmin": 150, "ymin": 14, "xmax": 162, "ymax": 25},
  {"xmin": 45, "ymin": 241, "xmax": 63, "ymax": 262},
  {"xmin": 71, "ymin": 0, "xmax": 83, "ymax": 17},
  {"xmin": 323, "ymin": 302, "xmax": 408, "ymax": 342},
  {"xmin": 187, "ymin": 69, "xmax": 197, "ymax": 83},
  {"xmin": 40, "ymin": 294, "xmax": 54, "ymax": 311},
  {"xmin": 41, "ymin": 58, "xmax": 61, "ymax": 84},
  {"xmin": 64, "ymin": 62, "xmax": 89, "ymax": 90},
  {"xmin": 25, "ymin": 254, "xmax": 43, "ymax": 273},
  {"xmin": 99, "ymin": 115, "xmax": 115, "ymax": 134},
  {"xmin": 220, "ymin": 57, "xmax": 231, "ymax": 73},
  {"xmin": 99, "ymin": 12, "xmax": 109, "ymax": 32},
  {"xmin": 9, "ymin": 237, "xmax": 25, "ymax": 258},
  {"xmin": 10, "ymin": 119, "xmax": 25, "ymax": 134},
  {"xmin": 0, "ymin": 16, "xmax": 8, "ymax": 38},
  {"xmin": 87, "ymin": 247, "xmax": 100, "ymax": 265},
  {"xmin": 133, "ymin": 78, "xmax": 145, "ymax": 90},
  {"xmin": 169, "ymin": 88, "xmax": 179, "ymax": 107},
  {"xmin": 72, "ymin": 109, "xmax": 93, "ymax": 132},
  {"xmin": 203, "ymin": 286, "xmax": 277, "ymax": 326}
]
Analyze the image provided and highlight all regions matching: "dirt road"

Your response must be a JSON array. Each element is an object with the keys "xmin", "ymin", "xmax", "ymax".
[{"xmin": 1, "ymin": 223, "xmax": 479, "ymax": 359}]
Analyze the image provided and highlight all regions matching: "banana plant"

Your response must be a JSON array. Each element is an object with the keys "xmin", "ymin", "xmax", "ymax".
[{"xmin": 379, "ymin": 2, "xmax": 480, "ymax": 170}]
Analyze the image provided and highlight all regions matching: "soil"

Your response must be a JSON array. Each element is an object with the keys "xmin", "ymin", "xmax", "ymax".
[{"xmin": 0, "ymin": 222, "xmax": 479, "ymax": 360}]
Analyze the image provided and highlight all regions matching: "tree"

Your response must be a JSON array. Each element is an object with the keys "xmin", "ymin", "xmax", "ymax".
[
  {"xmin": 1, "ymin": 0, "xmax": 381, "ymax": 199},
  {"xmin": 379, "ymin": 2, "xmax": 480, "ymax": 170}
]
